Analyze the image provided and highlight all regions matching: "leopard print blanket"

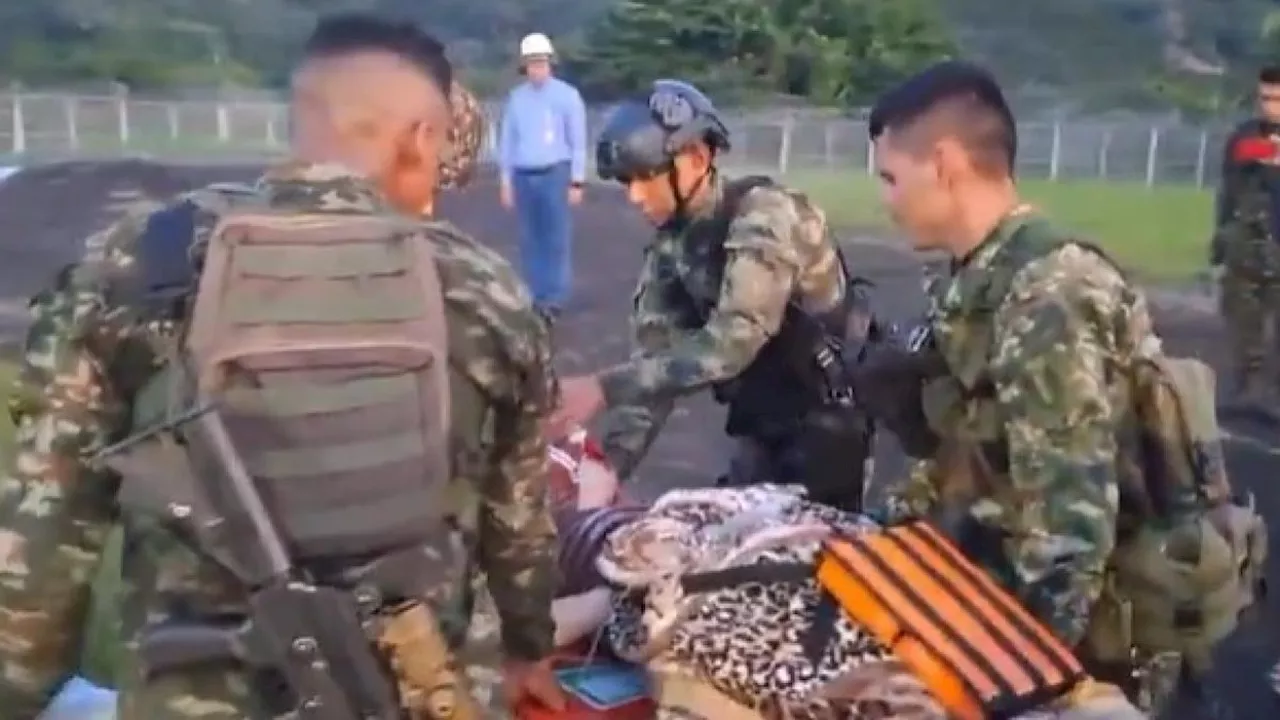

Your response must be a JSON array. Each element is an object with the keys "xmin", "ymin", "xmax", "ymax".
[
  {"xmin": 595, "ymin": 484, "xmax": 946, "ymax": 718},
  {"xmin": 594, "ymin": 485, "xmax": 1133, "ymax": 719}
]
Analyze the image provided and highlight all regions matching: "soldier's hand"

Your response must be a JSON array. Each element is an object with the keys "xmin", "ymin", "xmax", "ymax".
[{"xmin": 503, "ymin": 658, "xmax": 567, "ymax": 711}]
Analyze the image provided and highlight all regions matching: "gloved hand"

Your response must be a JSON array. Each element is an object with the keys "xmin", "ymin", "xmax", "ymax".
[{"xmin": 845, "ymin": 325, "xmax": 942, "ymax": 459}]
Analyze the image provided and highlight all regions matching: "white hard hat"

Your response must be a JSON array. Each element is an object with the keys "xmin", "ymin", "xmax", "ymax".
[{"xmin": 519, "ymin": 33, "xmax": 555, "ymax": 58}]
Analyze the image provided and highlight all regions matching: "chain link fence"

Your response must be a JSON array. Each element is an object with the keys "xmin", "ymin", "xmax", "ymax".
[{"xmin": 0, "ymin": 91, "xmax": 1233, "ymax": 186}]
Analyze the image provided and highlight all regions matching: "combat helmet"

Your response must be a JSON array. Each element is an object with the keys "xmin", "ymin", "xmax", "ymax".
[{"xmin": 596, "ymin": 79, "xmax": 730, "ymax": 182}]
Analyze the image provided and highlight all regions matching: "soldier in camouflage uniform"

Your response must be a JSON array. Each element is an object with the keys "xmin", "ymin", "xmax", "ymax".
[
  {"xmin": 440, "ymin": 80, "xmax": 486, "ymax": 193},
  {"xmin": 544, "ymin": 79, "xmax": 881, "ymax": 511},
  {"xmin": 865, "ymin": 62, "xmax": 1160, "ymax": 714},
  {"xmin": 2, "ymin": 13, "xmax": 565, "ymax": 719},
  {"xmin": 1213, "ymin": 64, "xmax": 1280, "ymax": 418}
]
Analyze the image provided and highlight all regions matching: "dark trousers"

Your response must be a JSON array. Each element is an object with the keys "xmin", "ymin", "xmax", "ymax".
[
  {"xmin": 1221, "ymin": 270, "xmax": 1280, "ymax": 387},
  {"xmin": 721, "ymin": 434, "xmax": 870, "ymax": 512},
  {"xmin": 512, "ymin": 162, "xmax": 573, "ymax": 309}
]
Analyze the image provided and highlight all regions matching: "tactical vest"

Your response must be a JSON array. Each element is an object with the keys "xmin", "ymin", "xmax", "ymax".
[
  {"xmin": 919, "ymin": 215, "xmax": 1266, "ymax": 691},
  {"xmin": 676, "ymin": 176, "xmax": 870, "ymax": 436},
  {"xmin": 124, "ymin": 197, "xmax": 456, "ymax": 562}
]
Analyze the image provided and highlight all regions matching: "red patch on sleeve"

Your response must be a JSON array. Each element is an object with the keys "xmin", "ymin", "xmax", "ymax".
[{"xmin": 1233, "ymin": 136, "xmax": 1278, "ymax": 163}]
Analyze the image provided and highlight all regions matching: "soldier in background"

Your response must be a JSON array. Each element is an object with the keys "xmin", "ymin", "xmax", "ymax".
[
  {"xmin": 1213, "ymin": 64, "xmax": 1280, "ymax": 419},
  {"xmin": 1, "ymin": 13, "xmax": 564, "ymax": 719}
]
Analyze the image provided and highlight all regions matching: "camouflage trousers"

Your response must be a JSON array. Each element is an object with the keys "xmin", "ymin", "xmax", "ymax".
[
  {"xmin": 1220, "ymin": 269, "xmax": 1280, "ymax": 391},
  {"xmin": 460, "ymin": 578, "xmax": 507, "ymax": 717}
]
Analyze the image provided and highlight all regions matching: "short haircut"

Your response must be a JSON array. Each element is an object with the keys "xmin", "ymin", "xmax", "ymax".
[
  {"xmin": 1259, "ymin": 65, "xmax": 1280, "ymax": 85},
  {"xmin": 868, "ymin": 60, "xmax": 1017, "ymax": 176},
  {"xmin": 303, "ymin": 13, "xmax": 451, "ymax": 94}
]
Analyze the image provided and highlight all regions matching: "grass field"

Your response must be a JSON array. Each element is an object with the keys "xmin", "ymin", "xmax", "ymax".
[{"xmin": 787, "ymin": 170, "xmax": 1216, "ymax": 282}]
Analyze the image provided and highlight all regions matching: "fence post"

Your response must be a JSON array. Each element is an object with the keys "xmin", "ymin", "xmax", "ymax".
[
  {"xmin": 1194, "ymin": 130, "xmax": 1208, "ymax": 187},
  {"xmin": 167, "ymin": 103, "xmax": 180, "ymax": 140},
  {"xmin": 1144, "ymin": 126, "xmax": 1159, "ymax": 187},
  {"xmin": 1049, "ymin": 122, "xmax": 1061, "ymax": 180},
  {"xmin": 777, "ymin": 116, "xmax": 793, "ymax": 174},
  {"xmin": 823, "ymin": 121, "xmax": 835, "ymax": 167},
  {"xmin": 63, "ymin": 96, "xmax": 78, "ymax": 150},
  {"xmin": 1098, "ymin": 128, "xmax": 1111, "ymax": 179},
  {"xmin": 217, "ymin": 102, "xmax": 230, "ymax": 143},
  {"xmin": 115, "ymin": 87, "xmax": 129, "ymax": 145},
  {"xmin": 865, "ymin": 134, "xmax": 875, "ymax": 175},
  {"xmin": 9, "ymin": 88, "xmax": 24, "ymax": 154}
]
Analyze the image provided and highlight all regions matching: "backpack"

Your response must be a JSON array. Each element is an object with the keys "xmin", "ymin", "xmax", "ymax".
[
  {"xmin": 129, "ymin": 204, "xmax": 455, "ymax": 562},
  {"xmin": 980, "ymin": 217, "xmax": 1266, "ymax": 676}
]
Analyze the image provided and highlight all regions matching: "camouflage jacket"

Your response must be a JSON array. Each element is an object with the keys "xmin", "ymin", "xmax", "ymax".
[
  {"xmin": 883, "ymin": 210, "xmax": 1153, "ymax": 646},
  {"xmin": 0, "ymin": 163, "xmax": 558, "ymax": 718},
  {"xmin": 599, "ymin": 174, "xmax": 846, "ymax": 478},
  {"xmin": 1213, "ymin": 118, "xmax": 1280, "ymax": 275}
]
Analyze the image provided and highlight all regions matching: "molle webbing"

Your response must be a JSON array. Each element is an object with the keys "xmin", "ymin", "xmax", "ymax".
[
  {"xmin": 185, "ymin": 211, "xmax": 452, "ymax": 560},
  {"xmin": 816, "ymin": 521, "xmax": 1085, "ymax": 719}
]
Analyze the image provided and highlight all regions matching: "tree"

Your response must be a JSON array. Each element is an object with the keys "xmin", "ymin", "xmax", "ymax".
[{"xmin": 567, "ymin": 0, "xmax": 954, "ymax": 105}]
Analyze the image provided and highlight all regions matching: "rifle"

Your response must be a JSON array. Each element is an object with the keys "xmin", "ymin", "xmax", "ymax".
[{"xmin": 95, "ymin": 380, "xmax": 454, "ymax": 718}]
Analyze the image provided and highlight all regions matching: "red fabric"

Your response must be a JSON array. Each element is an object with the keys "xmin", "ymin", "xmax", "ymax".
[
  {"xmin": 581, "ymin": 436, "xmax": 607, "ymax": 463},
  {"xmin": 1233, "ymin": 135, "xmax": 1279, "ymax": 163}
]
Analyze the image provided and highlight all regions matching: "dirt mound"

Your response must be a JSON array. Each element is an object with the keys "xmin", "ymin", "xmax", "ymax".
[{"xmin": 0, "ymin": 160, "xmax": 262, "ymax": 299}]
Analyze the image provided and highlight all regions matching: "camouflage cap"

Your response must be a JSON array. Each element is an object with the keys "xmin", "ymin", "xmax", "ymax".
[{"xmin": 440, "ymin": 82, "xmax": 487, "ymax": 190}]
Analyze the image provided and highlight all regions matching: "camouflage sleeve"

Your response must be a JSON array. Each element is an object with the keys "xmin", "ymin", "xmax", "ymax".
[
  {"xmin": 878, "ymin": 458, "xmax": 941, "ymax": 523},
  {"xmin": 985, "ymin": 245, "xmax": 1121, "ymax": 645},
  {"xmin": 0, "ymin": 213, "xmax": 156, "ymax": 714},
  {"xmin": 476, "ymin": 305, "xmax": 559, "ymax": 662},
  {"xmin": 601, "ymin": 247, "xmax": 679, "ymax": 478},
  {"xmin": 597, "ymin": 189, "xmax": 801, "ymax": 408}
]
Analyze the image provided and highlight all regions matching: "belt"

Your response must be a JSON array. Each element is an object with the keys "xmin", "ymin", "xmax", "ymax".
[{"xmin": 515, "ymin": 161, "xmax": 568, "ymax": 174}]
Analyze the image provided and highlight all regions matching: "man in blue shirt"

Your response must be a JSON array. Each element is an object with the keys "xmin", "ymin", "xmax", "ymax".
[{"xmin": 498, "ymin": 32, "xmax": 588, "ymax": 323}]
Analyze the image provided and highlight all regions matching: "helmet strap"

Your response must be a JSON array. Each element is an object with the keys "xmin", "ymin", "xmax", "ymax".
[{"xmin": 668, "ymin": 160, "xmax": 715, "ymax": 227}]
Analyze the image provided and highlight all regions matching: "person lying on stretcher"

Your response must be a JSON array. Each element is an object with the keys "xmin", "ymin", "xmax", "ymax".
[{"xmin": 539, "ymin": 439, "xmax": 1149, "ymax": 719}]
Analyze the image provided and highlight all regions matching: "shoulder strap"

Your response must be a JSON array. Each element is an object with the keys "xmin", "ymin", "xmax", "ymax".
[{"xmin": 979, "ymin": 216, "xmax": 1120, "ymax": 310}]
